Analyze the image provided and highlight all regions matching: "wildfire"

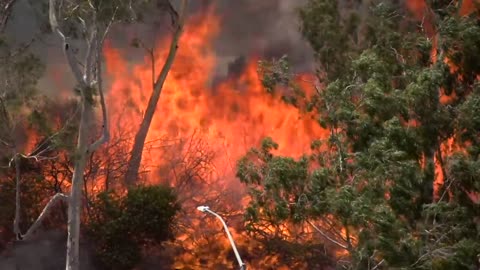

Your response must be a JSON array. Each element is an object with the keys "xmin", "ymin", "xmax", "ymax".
[
  {"xmin": 104, "ymin": 7, "xmax": 325, "ymax": 188},
  {"xmin": 101, "ymin": 1, "xmax": 480, "ymax": 266},
  {"xmin": 14, "ymin": 1, "xmax": 478, "ymax": 268},
  {"xmin": 407, "ymin": 0, "xmax": 479, "ymax": 19},
  {"xmin": 406, "ymin": 0, "xmax": 480, "ymax": 202},
  {"xmin": 102, "ymin": 5, "xmax": 325, "ymax": 269},
  {"xmin": 23, "ymin": 127, "xmax": 40, "ymax": 155}
]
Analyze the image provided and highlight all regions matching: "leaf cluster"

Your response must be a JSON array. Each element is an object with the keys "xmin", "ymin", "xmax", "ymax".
[{"xmin": 87, "ymin": 185, "xmax": 180, "ymax": 270}]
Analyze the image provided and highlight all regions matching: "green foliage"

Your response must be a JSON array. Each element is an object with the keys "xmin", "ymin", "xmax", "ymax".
[
  {"xmin": 298, "ymin": 0, "xmax": 352, "ymax": 81},
  {"xmin": 245, "ymin": 0, "xmax": 480, "ymax": 268},
  {"xmin": 0, "ymin": 35, "xmax": 54, "ymax": 246},
  {"xmin": 0, "ymin": 40, "xmax": 45, "ymax": 117},
  {"xmin": 47, "ymin": 0, "xmax": 176, "ymax": 39},
  {"xmin": 258, "ymin": 56, "xmax": 292, "ymax": 94},
  {"xmin": 439, "ymin": 14, "xmax": 480, "ymax": 87},
  {"xmin": 87, "ymin": 185, "xmax": 180, "ymax": 270},
  {"xmin": 457, "ymin": 85, "xmax": 480, "ymax": 146},
  {"xmin": 257, "ymin": 56, "xmax": 308, "ymax": 108},
  {"xmin": 238, "ymin": 141, "xmax": 310, "ymax": 224}
]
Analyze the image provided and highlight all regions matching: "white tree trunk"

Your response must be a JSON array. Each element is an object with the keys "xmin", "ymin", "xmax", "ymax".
[
  {"xmin": 65, "ymin": 97, "xmax": 92, "ymax": 270},
  {"xmin": 48, "ymin": 1, "xmax": 111, "ymax": 269}
]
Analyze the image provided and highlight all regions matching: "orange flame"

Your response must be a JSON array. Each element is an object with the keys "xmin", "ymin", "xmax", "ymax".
[
  {"xmin": 406, "ymin": 0, "xmax": 480, "ymax": 202},
  {"xmin": 104, "ymin": 8, "xmax": 326, "ymax": 188},
  {"xmin": 101, "ymin": 6, "xmax": 327, "ymax": 268}
]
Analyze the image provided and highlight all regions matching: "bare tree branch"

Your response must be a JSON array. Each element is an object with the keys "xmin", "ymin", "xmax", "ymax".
[
  {"xmin": 21, "ymin": 193, "xmax": 69, "ymax": 240},
  {"xmin": 51, "ymin": 3, "xmax": 117, "ymax": 268},
  {"xmin": 49, "ymin": 0, "xmax": 86, "ymax": 86},
  {"xmin": 0, "ymin": 0, "xmax": 17, "ymax": 32},
  {"xmin": 371, "ymin": 259, "xmax": 385, "ymax": 270},
  {"xmin": 307, "ymin": 220, "xmax": 348, "ymax": 250},
  {"xmin": 87, "ymin": 8, "xmax": 117, "ymax": 153}
]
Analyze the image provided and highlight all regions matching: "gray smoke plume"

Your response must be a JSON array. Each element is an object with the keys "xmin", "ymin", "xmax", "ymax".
[
  {"xmin": 5, "ymin": 0, "xmax": 314, "ymax": 96},
  {"xmin": 105, "ymin": 0, "xmax": 315, "ymax": 83},
  {"xmin": 212, "ymin": 0, "xmax": 314, "ymax": 76}
]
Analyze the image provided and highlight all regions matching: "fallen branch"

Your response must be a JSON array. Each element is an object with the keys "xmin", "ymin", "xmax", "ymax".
[{"xmin": 20, "ymin": 193, "xmax": 69, "ymax": 240}]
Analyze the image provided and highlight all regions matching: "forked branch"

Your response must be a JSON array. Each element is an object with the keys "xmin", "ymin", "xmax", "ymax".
[{"xmin": 49, "ymin": 0, "xmax": 85, "ymax": 86}]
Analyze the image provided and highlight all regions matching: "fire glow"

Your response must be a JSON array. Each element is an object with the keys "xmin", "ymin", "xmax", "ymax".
[
  {"xmin": 102, "ymin": 7, "xmax": 326, "ymax": 269},
  {"xmin": 99, "ymin": 1, "xmax": 479, "ymax": 267},
  {"xmin": 406, "ymin": 0, "xmax": 480, "ymax": 202},
  {"xmin": 17, "ymin": 1, "xmax": 479, "ymax": 268},
  {"xmin": 104, "ymin": 8, "xmax": 325, "ymax": 188}
]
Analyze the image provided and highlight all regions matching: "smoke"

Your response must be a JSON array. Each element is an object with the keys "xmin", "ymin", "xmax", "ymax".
[
  {"xmin": 211, "ymin": 0, "xmax": 314, "ymax": 77},
  {"xmin": 4, "ymin": 0, "xmax": 314, "ymax": 96},
  {"xmin": 6, "ymin": 0, "xmax": 426, "ymax": 95},
  {"xmin": 0, "ymin": 230, "xmax": 95, "ymax": 270},
  {"xmin": 104, "ymin": 0, "xmax": 314, "ymax": 85}
]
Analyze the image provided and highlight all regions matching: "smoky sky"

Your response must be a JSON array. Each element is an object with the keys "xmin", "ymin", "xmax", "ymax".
[
  {"xmin": 108, "ymin": 0, "xmax": 315, "ymax": 78},
  {"xmin": 145, "ymin": 0, "xmax": 315, "ymax": 74},
  {"xmin": 208, "ymin": 0, "xmax": 314, "ymax": 76},
  {"xmin": 5, "ymin": 0, "xmax": 314, "ymax": 95}
]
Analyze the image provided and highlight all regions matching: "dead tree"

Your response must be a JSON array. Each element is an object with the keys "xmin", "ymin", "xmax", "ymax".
[{"xmin": 124, "ymin": 0, "xmax": 189, "ymax": 187}]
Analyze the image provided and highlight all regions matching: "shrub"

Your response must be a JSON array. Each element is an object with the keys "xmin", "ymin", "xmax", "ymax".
[{"xmin": 87, "ymin": 185, "xmax": 180, "ymax": 270}]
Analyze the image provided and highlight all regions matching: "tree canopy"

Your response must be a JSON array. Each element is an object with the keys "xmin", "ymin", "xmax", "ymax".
[{"xmin": 240, "ymin": 0, "xmax": 480, "ymax": 268}]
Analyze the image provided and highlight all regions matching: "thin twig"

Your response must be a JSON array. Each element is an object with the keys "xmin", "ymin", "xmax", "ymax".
[
  {"xmin": 371, "ymin": 259, "xmax": 385, "ymax": 270},
  {"xmin": 307, "ymin": 220, "xmax": 348, "ymax": 250}
]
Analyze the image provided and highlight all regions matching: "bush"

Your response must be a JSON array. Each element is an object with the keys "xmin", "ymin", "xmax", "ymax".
[{"xmin": 87, "ymin": 185, "xmax": 180, "ymax": 270}]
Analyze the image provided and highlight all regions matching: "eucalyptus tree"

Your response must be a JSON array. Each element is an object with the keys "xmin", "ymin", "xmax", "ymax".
[{"xmin": 239, "ymin": 0, "xmax": 480, "ymax": 269}]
